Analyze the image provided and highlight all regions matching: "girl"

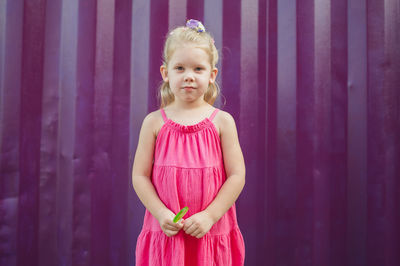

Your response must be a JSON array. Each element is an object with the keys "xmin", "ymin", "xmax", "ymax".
[{"xmin": 132, "ymin": 19, "xmax": 245, "ymax": 266}]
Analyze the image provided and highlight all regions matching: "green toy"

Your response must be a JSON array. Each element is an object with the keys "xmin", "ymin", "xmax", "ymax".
[{"xmin": 173, "ymin": 207, "xmax": 189, "ymax": 223}]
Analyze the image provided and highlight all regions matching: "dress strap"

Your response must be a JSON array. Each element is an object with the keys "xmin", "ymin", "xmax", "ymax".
[
  {"xmin": 209, "ymin": 108, "xmax": 219, "ymax": 121},
  {"xmin": 160, "ymin": 108, "xmax": 168, "ymax": 122}
]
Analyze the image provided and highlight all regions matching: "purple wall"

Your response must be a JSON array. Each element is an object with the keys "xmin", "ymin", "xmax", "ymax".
[{"xmin": 0, "ymin": 0, "xmax": 399, "ymax": 266}]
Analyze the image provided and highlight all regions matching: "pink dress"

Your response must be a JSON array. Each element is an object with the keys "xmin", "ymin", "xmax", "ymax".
[{"xmin": 135, "ymin": 108, "xmax": 245, "ymax": 266}]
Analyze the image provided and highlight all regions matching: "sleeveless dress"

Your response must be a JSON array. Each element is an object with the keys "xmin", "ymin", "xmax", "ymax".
[{"xmin": 135, "ymin": 108, "xmax": 245, "ymax": 266}]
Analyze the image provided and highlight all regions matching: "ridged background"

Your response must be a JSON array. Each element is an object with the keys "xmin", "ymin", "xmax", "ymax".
[{"xmin": 0, "ymin": 0, "xmax": 399, "ymax": 265}]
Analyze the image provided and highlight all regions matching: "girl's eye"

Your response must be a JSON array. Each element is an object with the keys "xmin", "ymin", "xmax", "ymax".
[
  {"xmin": 175, "ymin": 66, "xmax": 184, "ymax": 71},
  {"xmin": 195, "ymin": 67, "xmax": 203, "ymax": 71}
]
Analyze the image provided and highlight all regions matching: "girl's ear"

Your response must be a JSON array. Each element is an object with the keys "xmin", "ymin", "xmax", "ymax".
[
  {"xmin": 209, "ymin": 67, "xmax": 218, "ymax": 84},
  {"xmin": 160, "ymin": 65, "xmax": 168, "ymax": 82}
]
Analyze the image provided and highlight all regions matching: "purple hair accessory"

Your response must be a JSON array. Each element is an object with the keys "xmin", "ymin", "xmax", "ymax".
[{"xmin": 186, "ymin": 19, "xmax": 206, "ymax": 32}]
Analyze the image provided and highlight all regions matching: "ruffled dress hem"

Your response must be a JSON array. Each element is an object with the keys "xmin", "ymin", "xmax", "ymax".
[{"xmin": 136, "ymin": 227, "xmax": 245, "ymax": 266}]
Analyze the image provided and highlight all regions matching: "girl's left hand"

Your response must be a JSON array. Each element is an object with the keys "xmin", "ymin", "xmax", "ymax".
[{"xmin": 182, "ymin": 210, "xmax": 215, "ymax": 239}]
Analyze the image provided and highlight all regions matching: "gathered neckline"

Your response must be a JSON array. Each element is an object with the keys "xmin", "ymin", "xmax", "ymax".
[
  {"xmin": 165, "ymin": 118, "xmax": 212, "ymax": 133},
  {"xmin": 159, "ymin": 108, "xmax": 220, "ymax": 134}
]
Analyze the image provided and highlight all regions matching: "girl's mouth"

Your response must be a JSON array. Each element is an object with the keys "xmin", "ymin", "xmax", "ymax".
[{"xmin": 183, "ymin": 86, "xmax": 194, "ymax": 91}]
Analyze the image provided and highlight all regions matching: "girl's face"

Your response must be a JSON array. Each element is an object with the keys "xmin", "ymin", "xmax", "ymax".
[{"xmin": 160, "ymin": 43, "xmax": 217, "ymax": 105}]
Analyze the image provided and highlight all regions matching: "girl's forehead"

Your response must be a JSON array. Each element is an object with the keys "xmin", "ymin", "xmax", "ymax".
[
  {"xmin": 169, "ymin": 45, "xmax": 210, "ymax": 62},
  {"xmin": 171, "ymin": 42, "xmax": 207, "ymax": 52}
]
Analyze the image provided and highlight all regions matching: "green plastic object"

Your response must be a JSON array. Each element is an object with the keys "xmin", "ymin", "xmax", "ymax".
[{"xmin": 173, "ymin": 207, "xmax": 189, "ymax": 223}]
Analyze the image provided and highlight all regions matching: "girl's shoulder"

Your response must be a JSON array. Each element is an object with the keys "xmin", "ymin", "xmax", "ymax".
[
  {"xmin": 213, "ymin": 110, "xmax": 237, "ymax": 135},
  {"xmin": 142, "ymin": 110, "xmax": 165, "ymax": 136},
  {"xmin": 214, "ymin": 109, "xmax": 234, "ymax": 120},
  {"xmin": 213, "ymin": 109, "xmax": 236, "ymax": 124}
]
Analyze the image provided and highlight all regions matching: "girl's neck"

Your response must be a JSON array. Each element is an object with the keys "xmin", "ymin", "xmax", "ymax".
[
  {"xmin": 169, "ymin": 100, "xmax": 209, "ymax": 111},
  {"xmin": 165, "ymin": 101, "xmax": 213, "ymax": 125}
]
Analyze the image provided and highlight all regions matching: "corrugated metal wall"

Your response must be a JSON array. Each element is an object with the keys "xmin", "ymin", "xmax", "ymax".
[{"xmin": 1, "ymin": 0, "xmax": 399, "ymax": 265}]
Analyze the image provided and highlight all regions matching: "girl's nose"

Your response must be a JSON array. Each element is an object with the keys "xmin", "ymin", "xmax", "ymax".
[{"xmin": 184, "ymin": 72, "xmax": 194, "ymax": 82}]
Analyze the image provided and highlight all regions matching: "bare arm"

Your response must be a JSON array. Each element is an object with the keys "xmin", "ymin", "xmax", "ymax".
[
  {"xmin": 132, "ymin": 113, "xmax": 183, "ymax": 236},
  {"xmin": 131, "ymin": 113, "xmax": 167, "ymax": 219},
  {"xmin": 204, "ymin": 112, "xmax": 246, "ymax": 223}
]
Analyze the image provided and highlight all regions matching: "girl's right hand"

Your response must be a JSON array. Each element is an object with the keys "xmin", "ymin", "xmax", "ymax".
[{"xmin": 156, "ymin": 209, "xmax": 184, "ymax": 237}]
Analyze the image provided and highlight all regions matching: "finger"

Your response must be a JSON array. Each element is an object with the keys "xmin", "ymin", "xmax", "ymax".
[
  {"xmin": 166, "ymin": 220, "xmax": 183, "ymax": 230},
  {"xmin": 190, "ymin": 227, "xmax": 202, "ymax": 237},
  {"xmin": 185, "ymin": 224, "xmax": 198, "ymax": 235},
  {"xmin": 193, "ymin": 226, "xmax": 208, "ymax": 238},
  {"xmin": 183, "ymin": 220, "xmax": 193, "ymax": 231},
  {"xmin": 195, "ymin": 231, "xmax": 206, "ymax": 239},
  {"xmin": 163, "ymin": 230, "xmax": 172, "ymax": 237},
  {"xmin": 164, "ymin": 229, "xmax": 178, "ymax": 237},
  {"xmin": 183, "ymin": 223, "xmax": 193, "ymax": 233},
  {"xmin": 169, "ymin": 221, "xmax": 183, "ymax": 229},
  {"xmin": 164, "ymin": 224, "xmax": 180, "ymax": 231}
]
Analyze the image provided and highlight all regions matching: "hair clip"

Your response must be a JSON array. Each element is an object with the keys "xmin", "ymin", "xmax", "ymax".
[{"xmin": 186, "ymin": 19, "xmax": 206, "ymax": 33}]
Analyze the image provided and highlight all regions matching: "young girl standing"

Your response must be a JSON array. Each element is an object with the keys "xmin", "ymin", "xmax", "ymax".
[{"xmin": 132, "ymin": 19, "xmax": 245, "ymax": 266}]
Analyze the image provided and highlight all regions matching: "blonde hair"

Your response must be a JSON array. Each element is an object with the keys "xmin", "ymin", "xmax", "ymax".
[{"xmin": 159, "ymin": 26, "xmax": 220, "ymax": 107}]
